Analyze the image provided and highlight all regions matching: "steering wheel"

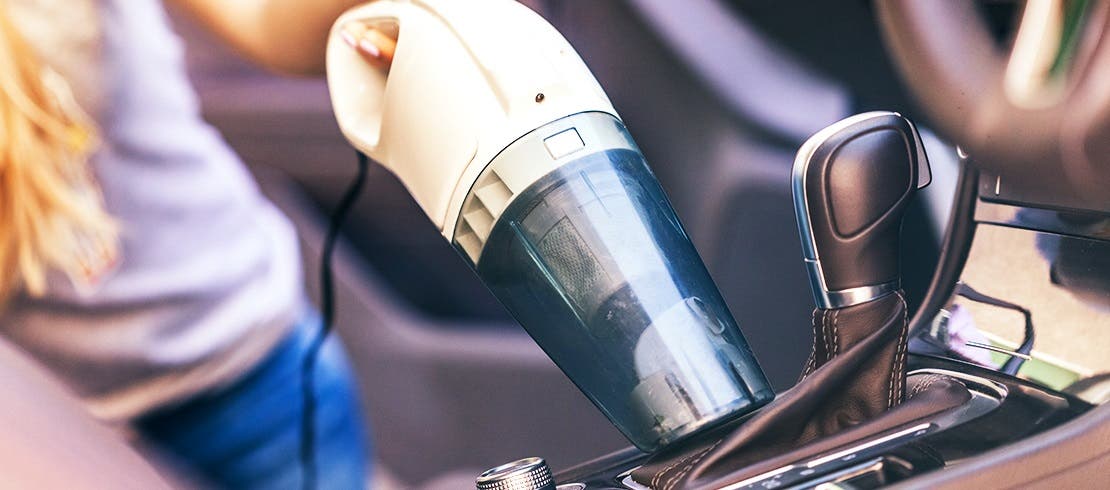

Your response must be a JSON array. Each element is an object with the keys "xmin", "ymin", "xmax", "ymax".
[{"xmin": 876, "ymin": 1, "xmax": 1110, "ymax": 211}]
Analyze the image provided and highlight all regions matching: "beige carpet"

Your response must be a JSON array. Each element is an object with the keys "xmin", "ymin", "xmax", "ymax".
[{"xmin": 957, "ymin": 225, "xmax": 1110, "ymax": 375}]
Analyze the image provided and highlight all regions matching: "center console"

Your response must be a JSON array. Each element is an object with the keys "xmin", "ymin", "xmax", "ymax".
[{"xmin": 555, "ymin": 354, "xmax": 1092, "ymax": 489}]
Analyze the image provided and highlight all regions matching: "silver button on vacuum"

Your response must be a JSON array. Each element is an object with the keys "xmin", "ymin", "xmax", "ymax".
[{"xmin": 476, "ymin": 457, "xmax": 555, "ymax": 490}]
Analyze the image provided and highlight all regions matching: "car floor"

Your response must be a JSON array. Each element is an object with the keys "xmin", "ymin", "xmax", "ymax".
[{"xmin": 959, "ymin": 225, "xmax": 1110, "ymax": 375}]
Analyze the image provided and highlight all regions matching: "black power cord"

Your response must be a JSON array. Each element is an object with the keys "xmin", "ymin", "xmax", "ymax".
[
  {"xmin": 300, "ymin": 152, "xmax": 369, "ymax": 490},
  {"xmin": 955, "ymin": 282, "xmax": 1035, "ymax": 376}
]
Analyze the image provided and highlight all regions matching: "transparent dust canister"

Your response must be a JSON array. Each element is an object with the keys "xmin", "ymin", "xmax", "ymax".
[{"xmin": 452, "ymin": 112, "xmax": 775, "ymax": 451}]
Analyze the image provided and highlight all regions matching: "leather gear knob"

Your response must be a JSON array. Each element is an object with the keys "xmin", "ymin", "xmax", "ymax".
[{"xmin": 793, "ymin": 112, "xmax": 930, "ymax": 309}]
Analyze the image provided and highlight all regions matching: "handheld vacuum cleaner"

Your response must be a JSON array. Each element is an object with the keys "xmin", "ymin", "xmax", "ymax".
[{"xmin": 326, "ymin": 0, "xmax": 773, "ymax": 452}]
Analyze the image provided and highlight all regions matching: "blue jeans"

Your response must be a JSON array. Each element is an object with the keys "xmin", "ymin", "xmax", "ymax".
[{"xmin": 136, "ymin": 311, "xmax": 370, "ymax": 489}]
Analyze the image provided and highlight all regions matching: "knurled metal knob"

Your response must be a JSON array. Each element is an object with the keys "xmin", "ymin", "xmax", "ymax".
[{"xmin": 476, "ymin": 457, "xmax": 555, "ymax": 490}]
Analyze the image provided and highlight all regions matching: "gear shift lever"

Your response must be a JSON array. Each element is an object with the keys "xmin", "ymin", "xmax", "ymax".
[
  {"xmin": 793, "ymin": 111, "xmax": 931, "ymax": 309},
  {"xmin": 631, "ymin": 115, "xmax": 972, "ymax": 490},
  {"xmin": 792, "ymin": 111, "xmax": 931, "ymax": 394}
]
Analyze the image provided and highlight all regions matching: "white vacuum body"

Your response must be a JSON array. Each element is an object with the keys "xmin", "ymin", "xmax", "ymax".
[{"xmin": 327, "ymin": 0, "xmax": 773, "ymax": 451}]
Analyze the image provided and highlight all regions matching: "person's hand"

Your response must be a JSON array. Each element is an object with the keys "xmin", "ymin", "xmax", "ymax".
[{"xmin": 340, "ymin": 21, "xmax": 396, "ymax": 70}]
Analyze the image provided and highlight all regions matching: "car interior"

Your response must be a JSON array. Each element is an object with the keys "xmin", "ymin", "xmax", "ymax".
[
  {"xmin": 181, "ymin": 1, "xmax": 1109, "ymax": 488},
  {"xmin": 0, "ymin": 1, "xmax": 1105, "ymax": 489}
]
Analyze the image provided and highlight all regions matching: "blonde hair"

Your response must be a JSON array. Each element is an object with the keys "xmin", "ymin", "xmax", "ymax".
[{"xmin": 0, "ymin": 2, "xmax": 117, "ymax": 302}]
